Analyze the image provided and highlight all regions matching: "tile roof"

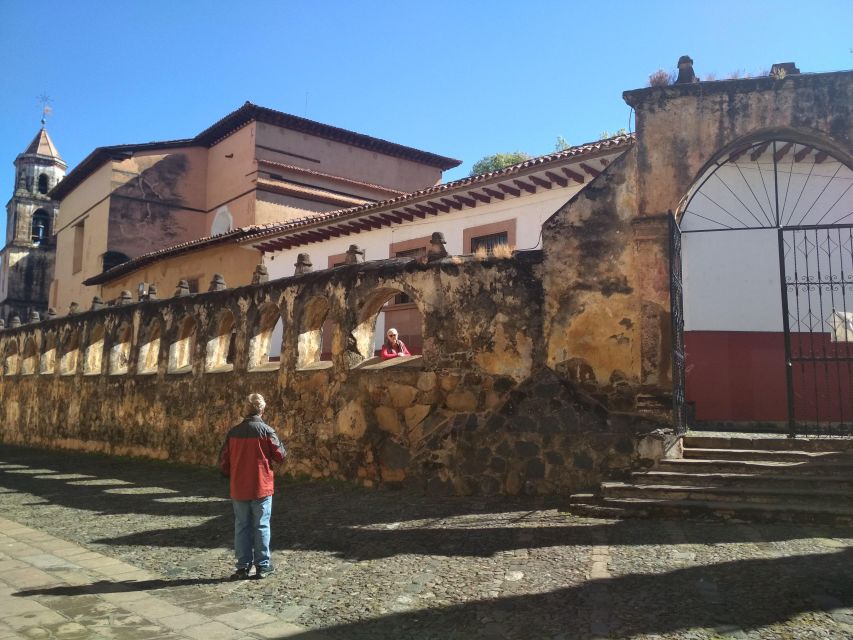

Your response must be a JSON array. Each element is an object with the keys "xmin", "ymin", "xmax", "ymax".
[
  {"xmin": 21, "ymin": 128, "xmax": 64, "ymax": 163},
  {"xmin": 243, "ymin": 133, "xmax": 636, "ymax": 245},
  {"xmin": 82, "ymin": 133, "xmax": 634, "ymax": 286}
]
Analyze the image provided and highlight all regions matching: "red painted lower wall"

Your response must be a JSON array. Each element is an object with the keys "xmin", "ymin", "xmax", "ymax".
[{"xmin": 685, "ymin": 331, "xmax": 853, "ymax": 423}]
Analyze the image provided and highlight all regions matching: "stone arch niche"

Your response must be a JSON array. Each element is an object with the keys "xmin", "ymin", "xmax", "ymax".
[
  {"xmin": 674, "ymin": 133, "xmax": 853, "ymax": 434},
  {"xmin": 168, "ymin": 316, "xmax": 197, "ymax": 373},
  {"xmin": 211, "ymin": 206, "xmax": 233, "ymax": 236},
  {"xmin": 296, "ymin": 295, "xmax": 332, "ymax": 369},
  {"xmin": 109, "ymin": 323, "xmax": 133, "ymax": 375},
  {"xmin": 31, "ymin": 209, "xmax": 50, "ymax": 245},
  {"xmin": 205, "ymin": 309, "xmax": 236, "ymax": 372},
  {"xmin": 59, "ymin": 330, "xmax": 80, "ymax": 376},
  {"xmin": 40, "ymin": 333, "xmax": 57, "ymax": 374},
  {"xmin": 355, "ymin": 285, "xmax": 423, "ymax": 365},
  {"xmin": 248, "ymin": 302, "xmax": 282, "ymax": 371},
  {"xmin": 84, "ymin": 324, "xmax": 105, "ymax": 375},
  {"xmin": 137, "ymin": 321, "xmax": 161, "ymax": 375},
  {"xmin": 20, "ymin": 337, "xmax": 38, "ymax": 375},
  {"xmin": 4, "ymin": 340, "xmax": 20, "ymax": 376}
]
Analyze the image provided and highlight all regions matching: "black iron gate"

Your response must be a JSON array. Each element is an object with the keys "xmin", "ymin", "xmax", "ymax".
[
  {"xmin": 672, "ymin": 137, "xmax": 853, "ymax": 437},
  {"xmin": 781, "ymin": 224, "xmax": 853, "ymax": 435},
  {"xmin": 669, "ymin": 213, "xmax": 688, "ymax": 435}
]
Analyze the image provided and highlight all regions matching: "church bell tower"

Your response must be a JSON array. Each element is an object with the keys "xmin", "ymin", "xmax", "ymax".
[{"xmin": 0, "ymin": 120, "xmax": 66, "ymax": 323}]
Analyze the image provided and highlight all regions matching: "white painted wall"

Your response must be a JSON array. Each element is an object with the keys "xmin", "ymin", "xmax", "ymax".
[
  {"xmin": 264, "ymin": 185, "xmax": 581, "ymax": 277},
  {"xmin": 683, "ymin": 229, "xmax": 782, "ymax": 331},
  {"xmin": 261, "ymin": 184, "xmax": 583, "ymax": 354},
  {"xmin": 682, "ymin": 151, "xmax": 853, "ymax": 334}
]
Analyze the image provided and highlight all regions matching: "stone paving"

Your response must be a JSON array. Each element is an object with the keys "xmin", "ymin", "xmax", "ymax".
[{"xmin": 0, "ymin": 445, "xmax": 851, "ymax": 639}]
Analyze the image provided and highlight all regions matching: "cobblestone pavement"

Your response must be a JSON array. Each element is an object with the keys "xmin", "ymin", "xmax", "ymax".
[{"xmin": 0, "ymin": 446, "xmax": 851, "ymax": 640}]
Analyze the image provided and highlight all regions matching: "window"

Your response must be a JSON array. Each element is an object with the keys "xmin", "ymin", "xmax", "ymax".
[
  {"xmin": 186, "ymin": 278, "xmax": 200, "ymax": 294},
  {"xmin": 471, "ymin": 232, "xmax": 508, "ymax": 254},
  {"xmin": 72, "ymin": 221, "xmax": 85, "ymax": 274},
  {"xmin": 38, "ymin": 174, "xmax": 49, "ymax": 194},
  {"xmin": 463, "ymin": 220, "xmax": 517, "ymax": 257},
  {"xmin": 31, "ymin": 210, "xmax": 50, "ymax": 245}
]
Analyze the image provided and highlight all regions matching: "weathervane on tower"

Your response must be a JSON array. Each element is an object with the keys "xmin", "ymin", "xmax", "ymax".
[{"xmin": 37, "ymin": 93, "xmax": 53, "ymax": 127}]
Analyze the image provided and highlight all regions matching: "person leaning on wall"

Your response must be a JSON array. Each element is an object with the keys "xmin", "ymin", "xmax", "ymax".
[
  {"xmin": 218, "ymin": 393, "xmax": 286, "ymax": 580},
  {"xmin": 380, "ymin": 327, "xmax": 411, "ymax": 360}
]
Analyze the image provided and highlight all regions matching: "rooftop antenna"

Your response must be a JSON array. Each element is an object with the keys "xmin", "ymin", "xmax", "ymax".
[{"xmin": 36, "ymin": 93, "xmax": 52, "ymax": 127}]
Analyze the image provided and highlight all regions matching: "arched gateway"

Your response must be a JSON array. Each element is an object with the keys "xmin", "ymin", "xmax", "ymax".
[{"xmin": 673, "ymin": 136, "xmax": 853, "ymax": 435}]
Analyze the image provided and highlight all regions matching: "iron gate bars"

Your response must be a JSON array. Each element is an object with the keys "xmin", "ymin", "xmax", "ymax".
[{"xmin": 781, "ymin": 225, "xmax": 853, "ymax": 435}]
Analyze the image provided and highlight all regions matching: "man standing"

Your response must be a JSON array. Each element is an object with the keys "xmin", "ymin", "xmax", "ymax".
[{"xmin": 219, "ymin": 393, "xmax": 286, "ymax": 580}]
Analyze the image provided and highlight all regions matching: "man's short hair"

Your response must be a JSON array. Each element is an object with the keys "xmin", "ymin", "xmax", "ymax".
[{"xmin": 247, "ymin": 393, "xmax": 266, "ymax": 415}]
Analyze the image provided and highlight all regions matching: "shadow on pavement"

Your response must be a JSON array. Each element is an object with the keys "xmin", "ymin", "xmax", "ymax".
[
  {"xmin": 2, "ymin": 445, "xmax": 852, "ymax": 562},
  {"xmin": 281, "ymin": 549, "xmax": 853, "ymax": 639},
  {"xmin": 14, "ymin": 577, "xmax": 225, "ymax": 597}
]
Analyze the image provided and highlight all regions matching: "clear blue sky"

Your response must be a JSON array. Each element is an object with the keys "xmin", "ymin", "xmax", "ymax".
[{"xmin": 1, "ymin": 0, "xmax": 851, "ymax": 241}]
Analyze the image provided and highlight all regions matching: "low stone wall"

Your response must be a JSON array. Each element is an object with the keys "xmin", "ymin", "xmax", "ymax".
[{"xmin": 0, "ymin": 252, "xmax": 668, "ymax": 495}]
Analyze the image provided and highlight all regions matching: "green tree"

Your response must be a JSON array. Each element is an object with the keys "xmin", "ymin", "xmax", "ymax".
[
  {"xmin": 469, "ymin": 152, "xmax": 532, "ymax": 176},
  {"xmin": 554, "ymin": 136, "xmax": 571, "ymax": 151}
]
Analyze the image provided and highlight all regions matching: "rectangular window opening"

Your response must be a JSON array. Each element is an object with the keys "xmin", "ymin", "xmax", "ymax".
[
  {"xmin": 72, "ymin": 221, "xmax": 85, "ymax": 274},
  {"xmin": 470, "ymin": 232, "xmax": 508, "ymax": 255}
]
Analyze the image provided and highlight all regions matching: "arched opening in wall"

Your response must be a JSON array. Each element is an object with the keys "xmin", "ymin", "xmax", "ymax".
[
  {"xmin": 380, "ymin": 292, "xmax": 424, "ymax": 356},
  {"xmin": 248, "ymin": 302, "xmax": 282, "ymax": 371},
  {"xmin": 109, "ymin": 323, "xmax": 132, "ymax": 375},
  {"xmin": 355, "ymin": 287, "xmax": 423, "ymax": 366},
  {"xmin": 268, "ymin": 316, "xmax": 283, "ymax": 363},
  {"xmin": 297, "ymin": 296, "xmax": 332, "ymax": 369},
  {"xmin": 31, "ymin": 209, "xmax": 50, "ymax": 245},
  {"xmin": 21, "ymin": 338, "xmax": 37, "ymax": 375},
  {"xmin": 39, "ymin": 334, "xmax": 56, "ymax": 374},
  {"xmin": 59, "ymin": 331, "xmax": 80, "ymax": 376},
  {"xmin": 137, "ymin": 322, "xmax": 161, "ymax": 374},
  {"xmin": 37, "ymin": 174, "xmax": 49, "ymax": 194},
  {"xmin": 206, "ymin": 309, "xmax": 236, "ymax": 372},
  {"xmin": 4, "ymin": 341, "xmax": 20, "ymax": 376},
  {"xmin": 84, "ymin": 324, "xmax": 105, "ymax": 375},
  {"xmin": 674, "ymin": 136, "xmax": 853, "ymax": 436},
  {"xmin": 168, "ymin": 316, "xmax": 197, "ymax": 373},
  {"xmin": 211, "ymin": 207, "xmax": 234, "ymax": 236}
]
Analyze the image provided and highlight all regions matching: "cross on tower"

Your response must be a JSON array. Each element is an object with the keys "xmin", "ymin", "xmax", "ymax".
[{"xmin": 36, "ymin": 93, "xmax": 52, "ymax": 126}]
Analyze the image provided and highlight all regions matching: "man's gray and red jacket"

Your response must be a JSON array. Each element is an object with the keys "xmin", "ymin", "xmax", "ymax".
[{"xmin": 218, "ymin": 415, "xmax": 287, "ymax": 500}]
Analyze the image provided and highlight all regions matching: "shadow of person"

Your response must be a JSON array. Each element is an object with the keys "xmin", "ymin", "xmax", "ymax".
[{"xmin": 13, "ymin": 576, "xmax": 225, "ymax": 598}]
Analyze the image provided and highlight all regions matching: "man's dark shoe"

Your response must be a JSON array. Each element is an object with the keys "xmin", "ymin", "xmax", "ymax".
[
  {"xmin": 230, "ymin": 567, "xmax": 251, "ymax": 581},
  {"xmin": 254, "ymin": 566, "xmax": 275, "ymax": 579}
]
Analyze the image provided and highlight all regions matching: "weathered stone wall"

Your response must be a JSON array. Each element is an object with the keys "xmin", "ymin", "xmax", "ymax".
[
  {"xmin": 540, "ymin": 70, "xmax": 853, "ymax": 411},
  {"xmin": 0, "ymin": 253, "xmax": 665, "ymax": 495}
]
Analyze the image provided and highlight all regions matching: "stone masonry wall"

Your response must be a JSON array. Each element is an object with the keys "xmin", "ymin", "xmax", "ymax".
[{"xmin": 0, "ymin": 252, "xmax": 667, "ymax": 496}]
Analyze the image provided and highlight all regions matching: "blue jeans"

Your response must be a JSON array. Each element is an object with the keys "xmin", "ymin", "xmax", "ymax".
[{"xmin": 232, "ymin": 496, "xmax": 272, "ymax": 570}]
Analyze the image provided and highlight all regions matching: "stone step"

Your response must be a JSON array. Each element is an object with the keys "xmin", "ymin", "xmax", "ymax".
[
  {"xmin": 567, "ymin": 495, "xmax": 853, "ymax": 526},
  {"xmin": 656, "ymin": 457, "xmax": 853, "ymax": 477},
  {"xmin": 683, "ymin": 447, "xmax": 853, "ymax": 463},
  {"xmin": 683, "ymin": 434, "xmax": 853, "ymax": 453},
  {"xmin": 601, "ymin": 482, "xmax": 853, "ymax": 507},
  {"xmin": 631, "ymin": 470, "xmax": 853, "ymax": 491}
]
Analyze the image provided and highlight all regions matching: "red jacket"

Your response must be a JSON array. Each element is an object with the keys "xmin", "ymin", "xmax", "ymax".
[
  {"xmin": 381, "ymin": 339, "xmax": 410, "ymax": 359},
  {"xmin": 218, "ymin": 415, "xmax": 286, "ymax": 500}
]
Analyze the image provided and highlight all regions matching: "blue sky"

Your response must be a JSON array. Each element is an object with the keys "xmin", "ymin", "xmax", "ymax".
[{"xmin": 1, "ymin": 0, "xmax": 851, "ymax": 241}]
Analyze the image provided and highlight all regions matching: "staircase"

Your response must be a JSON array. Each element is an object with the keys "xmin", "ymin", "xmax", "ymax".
[{"xmin": 569, "ymin": 434, "xmax": 853, "ymax": 525}]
